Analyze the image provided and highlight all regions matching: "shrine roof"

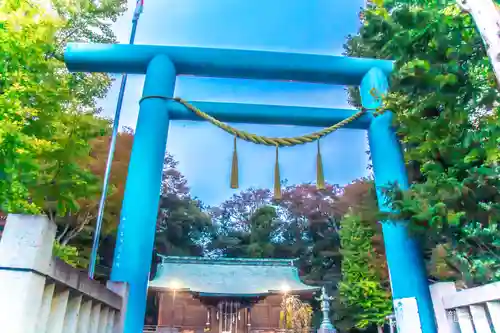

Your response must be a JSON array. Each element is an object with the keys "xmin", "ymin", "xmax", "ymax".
[{"xmin": 149, "ymin": 256, "xmax": 319, "ymax": 297}]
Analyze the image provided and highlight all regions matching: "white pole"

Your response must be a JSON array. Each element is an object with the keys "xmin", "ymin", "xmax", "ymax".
[
  {"xmin": 457, "ymin": 0, "xmax": 500, "ymax": 89},
  {"xmin": 88, "ymin": 0, "xmax": 144, "ymax": 279}
]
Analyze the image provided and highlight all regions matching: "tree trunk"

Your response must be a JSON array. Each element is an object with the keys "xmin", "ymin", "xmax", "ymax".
[
  {"xmin": 60, "ymin": 214, "xmax": 92, "ymax": 245},
  {"xmin": 377, "ymin": 325, "xmax": 384, "ymax": 333},
  {"xmin": 56, "ymin": 224, "xmax": 70, "ymax": 243}
]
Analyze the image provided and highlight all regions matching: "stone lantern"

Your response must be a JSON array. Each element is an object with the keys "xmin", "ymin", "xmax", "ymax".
[{"xmin": 316, "ymin": 287, "xmax": 337, "ymax": 333}]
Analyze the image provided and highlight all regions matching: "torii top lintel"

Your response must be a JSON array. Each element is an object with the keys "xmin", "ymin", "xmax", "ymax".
[{"xmin": 64, "ymin": 43, "xmax": 393, "ymax": 86}]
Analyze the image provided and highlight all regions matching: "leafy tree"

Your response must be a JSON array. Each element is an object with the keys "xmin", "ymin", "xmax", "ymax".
[
  {"xmin": 208, "ymin": 180, "xmax": 394, "ymax": 332},
  {"xmin": 0, "ymin": 0, "xmax": 127, "ymax": 268},
  {"xmin": 53, "ymin": 241, "xmax": 88, "ymax": 268},
  {"xmin": 317, "ymin": 180, "xmax": 390, "ymax": 332},
  {"xmin": 210, "ymin": 182, "xmax": 379, "ymax": 283},
  {"xmin": 155, "ymin": 194, "xmax": 212, "ymax": 257},
  {"xmin": 279, "ymin": 183, "xmax": 342, "ymax": 225},
  {"xmin": 210, "ymin": 185, "xmax": 342, "ymax": 261},
  {"xmin": 209, "ymin": 188, "xmax": 275, "ymax": 256},
  {"xmin": 212, "ymin": 187, "xmax": 274, "ymax": 233},
  {"xmin": 337, "ymin": 212, "xmax": 392, "ymax": 332},
  {"xmin": 345, "ymin": 0, "xmax": 500, "ymax": 287},
  {"xmin": 51, "ymin": 0, "xmax": 125, "ymax": 51},
  {"xmin": 155, "ymin": 154, "xmax": 212, "ymax": 257},
  {"xmin": 280, "ymin": 295, "xmax": 313, "ymax": 332},
  {"xmin": 211, "ymin": 205, "xmax": 280, "ymax": 258},
  {"xmin": 37, "ymin": 112, "xmax": 110, "ymax": 233},
  {"xmin": 54, "ymin": 129, "xmax": 133, "ymax": 246},
  {"xmin": 244, "ymin": 205, "xmax": 280, "ymax": 257},
  {"xmin": 160, "ymin": 153, "xmax": 190, "ymax": 196},
  {"xmin": 279, "ymin": 180, "xmax": 390, "ymax": 332},
  {"xmin": 277, "ymin": 184, "xmax": 343, "ymax": 286},
  {"xmin": 0, "ymin": 0, "xmax": 65, "ymax": 213},
  {"xmin": 428, "ymin": 222, "xmax": 500, "ymax": 286},
  {"xmin": 0, "ymin": 0, "xmax": 126, "ymax": 220}
]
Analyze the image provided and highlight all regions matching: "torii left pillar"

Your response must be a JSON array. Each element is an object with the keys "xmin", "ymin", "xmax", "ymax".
[{"xmin": 111, "ymin": 55, "xmax": 176, "ymax": 333}]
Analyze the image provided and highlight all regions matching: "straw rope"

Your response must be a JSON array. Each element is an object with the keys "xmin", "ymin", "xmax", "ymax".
[
  {"xmin": 139, "ymin": 92, "xmax": 387, "ymax": 199},
  {"xmin": 171, "ymin": 97, "xmax": 384, "ymax": 147}
]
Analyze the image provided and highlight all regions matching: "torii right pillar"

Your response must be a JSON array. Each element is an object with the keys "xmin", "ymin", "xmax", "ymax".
[{"xmin": 361, "ymin": 68, "xmax": 437, "ymax": 333}]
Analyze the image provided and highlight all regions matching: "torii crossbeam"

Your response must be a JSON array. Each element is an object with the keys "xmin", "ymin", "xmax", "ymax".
[{"xmin": 64, "ymin": 43, "xmax": 437, "ymax": 333}]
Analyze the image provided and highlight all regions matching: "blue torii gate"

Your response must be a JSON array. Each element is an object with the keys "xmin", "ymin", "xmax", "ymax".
[{"xmin": 64, "ymin": 43, "xmax": 436, "ymax": 333}]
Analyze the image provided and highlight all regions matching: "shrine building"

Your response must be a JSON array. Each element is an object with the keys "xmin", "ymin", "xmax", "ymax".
[{"xmin": 146, "ymin": 256, "xmax": 319, "ymax": 333}]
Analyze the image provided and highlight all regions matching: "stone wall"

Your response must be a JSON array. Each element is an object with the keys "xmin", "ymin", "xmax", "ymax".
[{"xmin": 0, "ymin": 214, "xmax": 127, "ymax": 333}]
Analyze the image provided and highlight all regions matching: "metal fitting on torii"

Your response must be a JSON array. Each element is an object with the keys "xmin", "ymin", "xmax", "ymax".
[{"xmin": 457, "ymin": 0, "xmax": 500, "ymax": 88}]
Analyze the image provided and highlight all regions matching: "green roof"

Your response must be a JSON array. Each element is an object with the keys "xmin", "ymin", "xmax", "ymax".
[{"xmin": 149, "ymin": 256, "xmax": 319, "ymax": 297}]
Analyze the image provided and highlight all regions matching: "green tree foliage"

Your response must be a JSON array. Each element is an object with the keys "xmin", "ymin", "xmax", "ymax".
[
  {"xmin": 53, "ymin": 241, "xmax": 88, "ymax": 268},
  {"xmin": 37, "ymin": 112, "xmax": 110, "ymax": 225},
  {"xmin": 90, "ymin": 152, "xmax": 210, "ymax": 279},
  {"xmin": 345, "ymin": 0, "xmax": 500, "ymax": 287},
  {"xmin": 0, "ymin": 0, "xmax": 126, "ymax": 268},
  {"xmin": 337, "ymin": 212, "xmax": 392, "ymax": 331},
  {"xmin": 0, "ymin": 0, "xmax": 125, "ymax": 217},
  {"xmin": 1, "ymin": 1, "xmax": 65, "ymax": 213},
  {"xmin": 210, "ymin": 184, "xmax": 344, "ymax": 268},
  {"xmin": 212, "ymin": 204, "xmax": 280, "ymax": 258},
  {"xmin": 209, "ymin": 181, "xmax": 388, "ymax": 331},
  {"xmin": 280, "ymin": 295, "xmax": 313, "ymax": 332},
  {"xmin": 54, "ymin": 129, "xmax": 134, "ymax": 245},
  {"xmin": 332, "ymin": 180, "xmax": 391, "ymax": 332},
  {"xmin": 51, "ymin": 130, "xmax": 134, "ymax": 271},
  {"xmin": 155, "ymin": 154, "xmax": 213, "ymax": 257},
  {"xmin": 209, "ymin": 188, "xmax": 277, "ymax": 257}
]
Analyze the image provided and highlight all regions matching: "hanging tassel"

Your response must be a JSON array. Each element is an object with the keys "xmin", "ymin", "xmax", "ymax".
[
  {"xmin": 274, "ymin": 144, "xmax": 282, "ymax": 200},
  {"xmin": 230, "ymin": 135, "xmax": 239, "ymax": 189},
  {"xmin": 316, "ymin": 140, "xmax": 325, "ymax": 190}
]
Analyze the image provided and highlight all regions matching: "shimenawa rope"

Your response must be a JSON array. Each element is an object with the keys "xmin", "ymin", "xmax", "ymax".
[{"xmin": 140, "ymin": 93, "xmax": 386, "ymax": 199}]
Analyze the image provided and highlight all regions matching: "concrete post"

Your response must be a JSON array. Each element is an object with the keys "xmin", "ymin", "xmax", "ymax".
[
  {"xmin": 110, "ymin": 55, "xmax": 176, "ymax": 333},
  {"xmin": 98, "ymin": 306, "xmax": 110, "ymax": 333},
  {"xmin": 90, "ymin": 303, "xmax": 102, "ymax": 332},
  {"xmin": 46, "ymin": 289, "xmax": 70, "ymax": 333},
  {"xmin": 429, "ymin": 282, "xmax": 459, "ymax": 333},
  {"xmin": 486, "ymin": 301, "xmax": 500, "ymax": 332},
  {"xmin": 76, "ymin": 300, "xmax": 93, "ymax": 333},
  {"xmin": 36, "ymin": 283, "xmax": 56, "ymax": 331},
  {"xmin": 0, "ymin": 214, "xmax": 55, "ymax": 333},
  {"xmin": 107, "ymin": 281, "xmax": 129, "ymax": 333},
  {"xmin": 63, "ymin": 294, "xmax": 83, "ymax": 333},
  {"xmin": 362, "ymin": 68, "xmax": 437, "ymax": 333}
]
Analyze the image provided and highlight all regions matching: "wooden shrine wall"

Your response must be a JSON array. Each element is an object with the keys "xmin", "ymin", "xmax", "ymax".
[
  {"xmin": 158, "ymin": 292, "xmax": 207, "ymax": 329},
  {"xmin": 156, "ymin": 292, "xmax": 284, "ymax": 333},
  {"xmin": 249, "ymin": 295, "xmax": 282, "ymax": 329}
]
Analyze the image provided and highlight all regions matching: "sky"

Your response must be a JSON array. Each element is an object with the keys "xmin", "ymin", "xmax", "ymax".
[{"xmin": 98, "ymin": 0, "xmax": 369, "ymax": 206}]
